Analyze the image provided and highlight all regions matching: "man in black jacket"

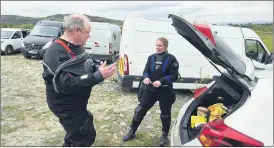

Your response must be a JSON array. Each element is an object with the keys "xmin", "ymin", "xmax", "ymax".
[
  {"xmin": 123, "ymin": 37, "xmax": 179, "ymax": 146},
  {"xmin": 42, "ymin": 14, "xmax": 116, "ymax": 147}
]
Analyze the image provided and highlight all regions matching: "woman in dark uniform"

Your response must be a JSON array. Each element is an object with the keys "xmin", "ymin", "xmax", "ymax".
[{"xmin": 122, "ymin": 37, "xmax": 180, "ymax": 146}]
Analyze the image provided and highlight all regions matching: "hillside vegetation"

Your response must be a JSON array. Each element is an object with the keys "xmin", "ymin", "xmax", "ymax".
[{"xmin": 1, "ymin": 14, "xmax": 123, "ymax": 27}]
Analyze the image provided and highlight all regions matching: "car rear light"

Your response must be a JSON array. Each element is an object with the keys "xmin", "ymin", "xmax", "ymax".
[
  {"xmin": 123, "ymin": 54, "xmax": 129, "ymax": 75},
  {"xmin": 193, "ymin": 23, "xmax": 216, "ymax": 46},
  {"xmin": 198, "ymin": 119, "xmax": 264, "ymax": 147},
  {"xmin": 94, "ymin": 42, "xmax": 100, "ymax": 47},
  {"xmin": 193, "ymin": 86, "xmax": 207, "ymax": 99}
]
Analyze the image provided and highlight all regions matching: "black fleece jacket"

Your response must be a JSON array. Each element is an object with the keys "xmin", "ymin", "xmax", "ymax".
[{"xmin": 42, "ymin": 38, "xmax": 103, "ymax": 109}]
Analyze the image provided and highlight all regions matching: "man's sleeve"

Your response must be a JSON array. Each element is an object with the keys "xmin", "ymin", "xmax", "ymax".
[
  {"xmin": 56, "ymin": 71, "xmax": 104, "ymax": 93},
  {"xmin": 143, "ymin": 56, "xmax": 151, "ymax": 79},
  {"xmin": 159, "ymin": 57, "xmax": 179, "ymax": 85}
]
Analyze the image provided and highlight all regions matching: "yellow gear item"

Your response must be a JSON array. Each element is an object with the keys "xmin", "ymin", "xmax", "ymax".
[
  {"xmin": 191, "ymin": 116, "xmax": 207, "ymax": 128},
  {"xmin": 208, "ymin": 103, "xmax": 227, "ymax": 122}
]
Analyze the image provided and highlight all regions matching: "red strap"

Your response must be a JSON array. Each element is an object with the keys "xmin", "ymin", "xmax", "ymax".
[{"xmin": 55, "ymin": 39, "xmax": 76, "ymax": 58}]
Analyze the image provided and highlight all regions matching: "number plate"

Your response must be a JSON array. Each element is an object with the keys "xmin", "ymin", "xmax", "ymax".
[{"xmin": 29, "ymin": 50, "xmax": 37, "ymax": 54}]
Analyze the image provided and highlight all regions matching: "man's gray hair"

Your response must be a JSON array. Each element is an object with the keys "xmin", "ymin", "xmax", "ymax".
[{"xmin": 63, "ymin": 14, "xmax": 90, "ymax": 32}]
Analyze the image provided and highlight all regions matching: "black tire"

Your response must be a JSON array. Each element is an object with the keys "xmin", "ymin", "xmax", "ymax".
[
  {"xmin": 5, "ymin": 45, "xmax": 14, "ymax": 55},
  {"xmin": 24, "ymin": 54, "xmax": 31, "ymax": 59}
]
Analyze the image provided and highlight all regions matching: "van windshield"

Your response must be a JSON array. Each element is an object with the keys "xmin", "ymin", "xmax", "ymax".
[
  {"xmin": 1, "ymin": 31, "xmax": 14, "ymax": 39},
  {"xmin": 29, "ymin": 25, "xmax": 60, "ymax": 37}
]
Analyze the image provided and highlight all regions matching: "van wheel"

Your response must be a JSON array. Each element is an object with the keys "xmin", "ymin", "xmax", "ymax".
[{"xmin": 5, "ymin": 45, "xmax": 14, "ymax": 55}]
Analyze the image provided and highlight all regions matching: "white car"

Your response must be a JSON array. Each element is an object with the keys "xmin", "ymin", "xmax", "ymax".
[
  {"xmin": 168, "ymin": 14, "xmax": 273, "ymax": 147},
  {"xmin": 1, "ymin": 28, "xmax": 30, "ymax": 55}
]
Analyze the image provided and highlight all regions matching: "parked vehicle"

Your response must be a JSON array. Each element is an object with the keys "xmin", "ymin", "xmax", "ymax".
[
  {"xmin": 21, "ymin": 20, "xmax": 63, "ymax": 59},
  {"xmin": 1, "ymin": 28, "xmax": 30, "ymax": 55},
  {"xmin": 116, "ymin": 18, "xmax": 272, "ymax": 90},
  {"xmin": 213, "ymin": 24, "xmax": 273, "ymax": 68},
  {"xmin": 168, "ymin": 14, "xmax": 273, "ymax": 147},
  {"xmin": 84, "ymin": 22, "xmax": 121, "ymax": 63}
]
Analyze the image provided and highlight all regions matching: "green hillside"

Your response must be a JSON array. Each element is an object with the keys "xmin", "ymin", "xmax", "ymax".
[{"xmin": 1, "ymin": 14, "xmax": 123, "ymax": 26}]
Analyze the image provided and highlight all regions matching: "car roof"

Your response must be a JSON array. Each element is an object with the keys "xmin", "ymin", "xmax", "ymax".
[
  {"xmin": 36, "ymin": 20, "xmax": 63, "ymax": 28},
  {"xmin": 1, "ymin": 28, "xmax": 22, "ymax": 31}
]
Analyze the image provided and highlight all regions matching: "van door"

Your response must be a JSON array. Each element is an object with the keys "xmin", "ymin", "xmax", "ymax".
[
  {"xmin": 241, "ymin": 28, "xmax": 272, "ymax": 68},
  {"xmin": 11, "ymin": 31, "xmax": 23, "ymax": 50},
  {"xmin": 85, "ymin": 29, "xmax": 110, "ymax": 55}
]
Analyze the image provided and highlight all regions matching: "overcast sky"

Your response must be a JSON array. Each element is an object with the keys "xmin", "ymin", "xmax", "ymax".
[{"xmin": 1, "ymin": 1, "xmax": 273, "ymax": 24}]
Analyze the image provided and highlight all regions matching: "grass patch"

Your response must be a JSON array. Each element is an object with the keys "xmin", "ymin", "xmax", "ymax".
[
  {"xmin": 18, "ymin": 112, "xmax": 26, "ymax": 120},
  {"xmin": 42, "ymin": 132, "xmax": 64, "ymax": 146},
  {"xmin": 2, "ymin": 106, "xmax": 18, "ymax": 111},
  {"xmin": 256, "ymin": 31, "xmax": 273, "ymax": 52},
  {"xmin": 1, "ymin": 124, "xmax": 26, "ymax": 134},
  {"xmin": 1, "ymin": 105, "xmax": 26, "ymax": 120},
  {"xmin": 32, "ymin": 110, "xmax": 52, "ymax": 119},
  {"xmin": 1, "ymin": 54, "xmax": 190, "ymax": 146},
  {"xmin": 122, "ymin": 132, "xmax": 160, "ymax": 147}
]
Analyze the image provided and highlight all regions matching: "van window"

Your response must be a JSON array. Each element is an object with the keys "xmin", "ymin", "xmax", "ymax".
[
  {"xmin": 12, "ymin": 31, "xmax": 22, "ymax": 39},
  {"xmin": 29, "ymin": 25, "xmax": 60, "ymax": 37},
  {"xmin": 1, "ymin": 31, "xmax": 14, "ymax": 39},
  {"xmin": 22, "ymin": 30, "xmax": 29, "ymax": 38},
  {"xmin": 245, "ymin": 39, "xmax": 267, "ymax": 63}
]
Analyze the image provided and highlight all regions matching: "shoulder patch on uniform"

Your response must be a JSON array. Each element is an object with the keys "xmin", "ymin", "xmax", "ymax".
[{"xmin": 173, "ymin": 61, "xmax": 179, "ymax": 68}]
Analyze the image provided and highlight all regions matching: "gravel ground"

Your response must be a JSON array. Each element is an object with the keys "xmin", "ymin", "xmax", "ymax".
[{"xmin": 1, "ymin": 53, "xmax": 193, "ymax": 146}]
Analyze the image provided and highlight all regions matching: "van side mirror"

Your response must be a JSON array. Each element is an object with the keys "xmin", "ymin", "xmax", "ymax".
[{"xmin": 265, "ymin": 52, "xmax": 273, "ymax": 64}]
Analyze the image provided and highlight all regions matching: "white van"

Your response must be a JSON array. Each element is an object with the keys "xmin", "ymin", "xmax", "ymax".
[
  {"xmin": 84, "ymin": 22, "xmax": 121, "ymax": 62},
  {"xmin": 116, "ymin": 18, "xmax": 272, "ymax": 90},
  {"xmin": 1, "ymin": 28, "xmax": 30, "ymax": 55}
]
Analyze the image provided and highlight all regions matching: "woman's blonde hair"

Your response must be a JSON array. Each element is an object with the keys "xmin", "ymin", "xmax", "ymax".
[{"xmin": 157, "ymin": 37, "xmax": 169, "ymax": 48}]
